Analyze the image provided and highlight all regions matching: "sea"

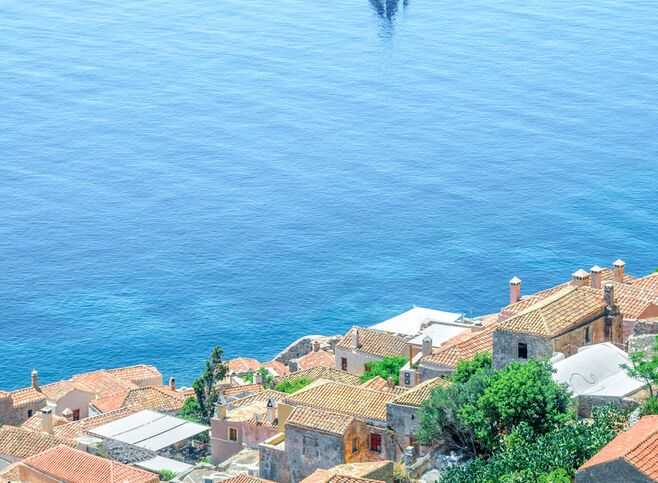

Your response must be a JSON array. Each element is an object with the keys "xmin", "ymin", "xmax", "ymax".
[{"xmin": 1, "ymin": 0, "xmax": 658, "ymax": 390}]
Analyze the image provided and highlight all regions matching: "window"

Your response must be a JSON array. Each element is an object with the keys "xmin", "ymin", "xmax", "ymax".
[
  {"xmin": 404, "ymin": 372, "xmax": 411, "ymax": 386},
  {"xmin": 303, "ymin": 435, "xmax": 319, "ymax": 457},
  {"xmin": 584, "ymin": 326, "xmax": 591, "ymax": 344},
  {"xmin": 72, "ymin": 409, "xmax": 80, "ymax": 421},
  {"xmin": 370, "ymin": 433, "xmax": 382, "ymax": 453},
  {"xmin": 27, "ymin": 409, "xmax": 33, "ymax": 418},
  {"xmin": 364, "ymin": 363, "xmax": 370, "ymax": 373},
  {"xmin": 351, "ymin": 437, "xmax": 358, "ymax": 454},
  {"xmin": 517, "ymin": 342, "xmax": 528, "ymax": 359},
  {"xmin": 228, "ymin": 427, "xmax": 238, "ymax": 441},
  {"xmin": 341, "ymin": 357, "xmax": 348, "ymax": 371}
]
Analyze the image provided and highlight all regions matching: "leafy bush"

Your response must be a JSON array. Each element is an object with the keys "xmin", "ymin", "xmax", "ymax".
[
  {"xmin": 451, "ymin": 352, "xmax": 492, "ymax": 384},
  {"xmin": 158, "ymin": 469, "xmax": 177, "ymax": 481},
  {"xmin": 275, "ymin": 378, "xmax": 312, "ymax": 394},
  {"xmin": 179, "ymin": 396, "xmax": 201, "ymax": 423},
  {"xmin": 640, "ymin": 396, "xmax": 658, "ymax": 416},
  {"xmin": 621, "ymin": 335, "xmax": 658, "ymax": 398},
  {"xmin": 359, "ymin": 356, "xmax": 408, "ymax": 385}
]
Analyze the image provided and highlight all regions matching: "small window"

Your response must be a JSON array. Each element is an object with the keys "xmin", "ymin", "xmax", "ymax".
[
  {"xmin": 351, "ymin": 437, "xmax": 358, "ymax": 454},
  {"xmin": 370, "ymin": 433, "xmax": 382, "ymax": 453},
  {"xmin": 303, "ymin": 435, "xmax": 319, "ymax": 457},
  {"xmin": 341, "ymin": 357, "xmax": 348, "ymax": 371},
  {"xmin": 584, "ymin": 326, "xmax": 591, "ymax": 344},
  {"xmin": 517, "ymin": 342, "xmax": 528, "ymax": 359},
  {"xmin": 72, "ymin": 409, "xmax": 80, "ymax": 421},
  {"xmin": 364, "ymin": 363, "xmax": 370, "ymax": 373},
  {"xmin": 228, "ymin": 427, "xmax": 238, "ymax": 441},
  {"xmin": 27, "ymin": 409, "xmax": 33, "ymax": 418}
]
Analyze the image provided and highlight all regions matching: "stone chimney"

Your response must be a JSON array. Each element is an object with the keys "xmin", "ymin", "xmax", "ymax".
[
  {"xmin": 215, "ymin": 395, "xmax": 227, "ymax": 419},
  {"xmin": 41, "ymin": 407, "xmax": 53, "ymax": 435},
  {"xmin": 31, "ymin": 369, "xmax": 40, "ymax": 391},
  {"xmin": 312, "ymin": 340, "xmax": 321, "ymax": 352},
  {"xmin": 266, "ymin": 397, "xmax": 276, "ymax": 424},
  {"xmin": 62, "ymin": 408, "xmax": 73, "ymax": 422},
  {"xmin": 604, "ymin": 282, "xmax": 616, "ymax": 306},
  {"xmin": 572, "ymin": 269, "xmax": 590, "ymax": 287},
  {"xmin": 169, "ymin": 377, "xmax": 176, "ymax": 391},
  {"xmin": 254, "ymin": 370, "xmax": 263, "ymax": 385},
  {"xmin": 387, "ymin": 377, "xmax": 395, "ymax": 389},
  {"xmin": 422, "ymin": 336, "xmax": 433, "ymax": 357},
  {"xmin": 590, "ymin": 265, "xmax": 603, "ymax": 289},
  {"xmin": 509, "ymin": 277, "xmax": 521, "ymax": 305},
  {"xmin": 613, "ymin": 259, "xmax": 625, "ymax": 283},
  {"xmin": 352, "ymin": 328, "xmax": 360, "ymax": 348}
]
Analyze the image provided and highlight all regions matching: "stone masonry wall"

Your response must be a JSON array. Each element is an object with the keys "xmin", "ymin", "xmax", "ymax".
[
  {"xmin": 575, "ymin": 459, "xmax": 653, "ymax": 483},
  {"xmin": 275, "ymin": 335, "xmax": 341, "ymax": 365},
  {"xmin": 492, "ymin": 331, "xmax": 553, "ymax": 369},
  {"xmin": 286, "ymin": 425, "xmax": 345, "ymax": 483}
]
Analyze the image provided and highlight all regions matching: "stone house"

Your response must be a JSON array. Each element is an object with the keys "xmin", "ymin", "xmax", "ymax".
[
  {"xmin": 290, "ymin": 343, "xmax": 335, "ymax": 372},
  {"xmin": 334, "ymin": 327, "xmax": 408, "ymax": 376},
  {"xmin": 211, "ymin": 390, "xmax": 287, "ymax": 465},
  {"xmin": 301, "ymin": 461, "xmax": 394, "ymax": 483},
  {"xmin": 385, "ymin": 377, "xmax": 450, "ymax": 459},
  {"xmin": 274, "ymin": 367, "xmax": 361, "ymax": 387},
  {"xmin": 576, "ymin": 415, "xmax": 658, "ymax": 482},
  {"xmin": 88, "ymin": 385, "xmax": 183, "ymax": 416}
]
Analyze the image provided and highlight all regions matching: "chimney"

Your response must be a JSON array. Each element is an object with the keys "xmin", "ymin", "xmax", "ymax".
[
  {"xmin": 255, "ymin": 370, "xmax": 263, "ymax": 385},
  {"xmin": 387, "ymin": 377, "xmax": 395, "ymax": 389},
  {"xmin": 352, "ymin": 328, "xmax": 360, "ymax": 348},
  {"xmin": 613, "ymin": 259, "xmax": 625, "ymax": 283},
  {"xmin": 509, "ymin": 277, "xmax": 521, "ymax": 305},
  {"xmin": 572, "ymin": 269, "xmax": 590, "ymax": 287},
  {"xmin": 229, "ymin": 372, "xmax": 236, "ymax": 384},
  {"xmin": 62, "ymin": 408, "xmax": 73, "ymax": 422},
  {"xmin": 215, "ymin": 395, "xmax": 227, "ymax": 419},
  {"xmin": 422, "ymin": 336, "xmax": 433, "ymax": 358},
  {"xmin": 590, "ymin": 265, "xmax": 603, "ymax": 289},
  {"xmin": 312, "ymin": 340, "xmax": 321, "ymax": 352},
  {"xmin": 266, "ymin": 397, "xmax": 276, "ymax": 424},
  {"xmin": 604, "ymin": 282, "xmax": 616, "ymax": 306},
  {"xmin": 41, "ymin": 407, "xmax": 53, "ymax": 435},
  {"xmin": 31, "ymin": 369, "xmax": 41, "ymax": 391},
  {"xmin": 169, "ymin": 377, "xmax": 176, "ymax": 391}
]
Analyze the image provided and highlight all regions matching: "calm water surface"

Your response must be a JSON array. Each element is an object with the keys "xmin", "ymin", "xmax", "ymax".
[{"xmin": 1, "ymin": 0, "xmax": 658, "ymax": 389}]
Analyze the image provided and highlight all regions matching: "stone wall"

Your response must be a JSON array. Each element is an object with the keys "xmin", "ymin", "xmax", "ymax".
[
  {"xmin": 259, "ymin": 437, "xmax": 289, "ymax": 482},
  {"xmin": 386, "ymin": 403, "xmax": 420, "ymax": 459},
  {"xmin": 627, "ymin": 319, "xmax": 658, "ymax": 353},
  {"xmin": 492, "ymin": 331, "xmax": 553, "ymax": 369},
  {"xmin": 334, "ymin": 347, "xmax": 384, "ymax": 376},
  {"xmin": 0, "ymin": 397, "xmax": 47, "ymax": 427},
  {"xmin": 286, "ymin": 425, "xmax": 345, "ymax": 483},
  {"xmin": 101, "ymin": 438, "xmax": 156, "ymax": 464},
  {"xmin": 275, "ymin": 335, "xmax": 341, "ymax": 365},
  {"xmin": 576, "ymin": 395, "xmax": 638, "ymax": 418},
  {"xmin": 418, "ymin": 364, "xmax": 452, "ymax": 383}
]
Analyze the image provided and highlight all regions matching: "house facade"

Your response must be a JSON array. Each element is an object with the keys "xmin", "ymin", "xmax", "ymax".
[{"xmin": 334, "ymin": 327, "xmax": 407, "ymax": 375}]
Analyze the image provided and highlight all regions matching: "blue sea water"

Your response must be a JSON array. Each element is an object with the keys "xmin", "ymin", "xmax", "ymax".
[{"xmin": 1, "ymin": 0, "xmax": 658, "ymax": 390}]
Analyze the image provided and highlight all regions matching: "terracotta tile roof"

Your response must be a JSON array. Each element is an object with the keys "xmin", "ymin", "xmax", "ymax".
[
  {"xmin": 329, "ymin": 461, "xmax": 393, "ymax": 479},
  {"xmin": 263, "ymin": 360, "xmax": 290, "ymax": 376},
  {"xmin": 336, "ymin": 327, "xmax": 408, "ymax": 358},
  {"xmin": 302, "ymin": 470, "xmax": 384, "ymax": 483},
  {"xmin": 391, "ymin": 377, "xmax": 450, "ymax": 407},
  {"xmin": 275, "ymin": 367, "xmax": 361, "ymax": 386},
  {"xmin": 593, "ymin": 283, "xmax": 658, "ymax": 320},
  {"xmin": 224, "ymin": 383, "xmax": 265, "ymax": 398},
  {"xmin": 421, "ymin": 322, "xmax": 498, "ymax": 369},
  {"xmin": 21, "ymin": 412, "xmax": 68, "ymax": 432},
  {"xmin": 21, "ymin": 444, "xmax": 159, "ymax": 483},
  {"xmin": 72, "ymin": 370, "xmax": 138, "ymax": 398},
  {"xmin": 632, "ymin": 272, "xmax": 658, "ymax": 292},
  {"xmin": 0, "ymin": 426, "xmax": 75, "ymax": 460},
  {"xmin": 106, "ymin": 364, "xmax": 162, "ymax": 385},
  {"xmin": 228, "ymin": 390, "xmax": 288, "ymax": 410},
  {"xmin": 286, "ymin": 406, "xmax": 355, "ymax": 436},
  {"xmin": 284, "ymin": 381, "xmax": 398, "ymax": 421},
  {"xmin": 7, "ymin": 387, "xmax": 47, "ymax": 407},
  {"xmin": 295, "ymin": 350, "xmax": 336, "ymax": 371},
  {"xmin": 579, "ymin": 415, "xmax": 658, "ymax": 480},
  {"xmin": 40, "ymin": 380, "xmax": 94, "ymax": 400},
  {"xmin": 360, "ymin": 377, "xmax": 408, "ymax": 396},
  {"xmin": 228, "ymin": 357, "xmax": 262, "ymax": 374},
  {"xmin": 498, "ymin": 286, "xmax": 606, "ymax": 337},
  {"xmin": 90, "ymin": 386, "xmax": 183, "ymax": 413},
  {"xmin": 0, "ymin": 461, "xmax": 21, "ymax": 482},
  {"xmin": 221, "ymin": 475, "xmax": 275, "ymax": 483},
  {"xmin": 53, "ymin": 407, "xmax": 137, "ymax": 439}
]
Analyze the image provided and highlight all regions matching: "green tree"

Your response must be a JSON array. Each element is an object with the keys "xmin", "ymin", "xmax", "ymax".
[
  {"xmin": 178, "ymin": 396, "xmax": 201, "ymax": 423},
  {"xmin": 621, "ymin": 335, "xmax": 658, "ymax": 398},
  {"xmin": 275, "ymin": 378, "xmax": 312, "ymax": 394},
  {"xmin": 451, "ymin": 352, "xmax": 492, "ymax": 384},
  {"xmin": 360, "ymin": 356, "xmax": 408, "ymax": 385},
  {"xmin": 192, "ymin": 346, "xmax": 228, "ymax": 424},
  {"xmin": 158, "ymin": 469, "xmax": 177, "ymax": 481},
  {"xmin": 640, "ymin": 394, "xmax": 658, "ymax": 415}
]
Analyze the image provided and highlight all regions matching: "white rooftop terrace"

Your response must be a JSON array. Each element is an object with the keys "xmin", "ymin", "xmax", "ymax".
[
  {"xmin": 552, "ymin": 343, "xmax": 645, "ymax": 398},
  {"xmin": 408, "ymin": 323, "xmax": 470, "ymax": 348},
  {"xmin": 89, "ymin": 409, "xmax": 209, "ymax": 452},
  {"xmin": 369, "ymin": 306, "xmax": 465, "ymax": 337}
]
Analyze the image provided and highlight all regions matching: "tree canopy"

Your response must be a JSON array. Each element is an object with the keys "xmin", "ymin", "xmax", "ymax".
[
  {"xmin": 359, "ymin": 355, "xmax": 408, "ymax": 385},
  {"xmin": 192, "ymin": 345, "xmax": 228, "ymax": 424}
]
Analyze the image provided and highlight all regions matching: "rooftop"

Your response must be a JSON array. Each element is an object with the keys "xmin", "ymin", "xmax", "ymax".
[
  {"xmin": 228, "ymin": 357, "xmax": 262, "ymax": 374},
  {"xmin": 0, "ymin": 425, "xmax": 75, "ymax": 460},
  {"xmin": 368, "ymin": 306, "xmax": 464, "ymax": 337},
  {"xmin": 286, "ymin": 405, "xmax": 355, "ymax": 436},
  {"xmin": 53, "ymin": 407, "xmax": 138, "ymax": 440},
  {"xmin": 274, "ymin": 367, "xmax": 361, "ymax": 386},
  {"xmin": 360, "ymin": 376, "xmax": 408, "ymax": 395},
  {"xmin": 90, "ymin": 385, "xmax": 183, "ymax": 413},
  {"xmin": 390, "ymin": 377, "xmax": 450, "ymax": 407},
  {"xmin": 21, "ymin": 444, "xmax": 158, "ymax": 483},
  {"xmin": 294, "ymin": 350, "xmax": 336, "ymax": 371},
  {"xmin": 336, "ymin": 327, "xmax": 408, "ymax": 358},
  {"xmin": 579, "ymin": 415, "xmax": 658, "ymax": 480},
  {"xmin": 301, "ymin": 469, "xmax": 384, "ymax": 483},
  {"xmin": 71, "ymin": 369, "xmax": 139, "ymax": 398},
  {"xmin": 408, "ymin": 323, "xmax": 470, "ymax": 348},
  {"xmin": 221, "ymin": 475, "xmax": 276, "ymax": 483}
]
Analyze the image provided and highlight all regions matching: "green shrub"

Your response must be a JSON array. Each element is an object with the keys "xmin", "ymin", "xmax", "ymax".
[
  {"xmin": 640, "ymin": 396, "xmax": 658, "ymax": 415},
  {"xmin": 158, "ymin": 469, "xmax": 177, "ymax": 481},
  {"xmin": 359, "ymin": 356, "xmax": 408, "ymax": 385},
  {"xmin": 275, "ymin": 378, "xmax": 312, "ymax": 394},
  {"xmin": 451, "ymin": 352, "xmax": 492, "ymax": 384}
]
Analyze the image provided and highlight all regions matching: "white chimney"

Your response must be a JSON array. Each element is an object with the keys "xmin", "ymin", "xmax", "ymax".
[
  {"xmin": 352, "ymin": 328, "xmax": 360, "ymax": 348},
  {"xmin": 254, "ymin": 370, "xmax": 263, "ymax": 385},
  {"xmin": 590, "ymin": 265, "xmax": 603, "ymax": 289},
  {"xmin": 572, "ymin": 269, "xmax": 590, "ymax": 287},
  {"xmin": 62, "ymin": 408, "xmax": 73, "ymax": 422},
  {"xmin": 266, "ymin": 397, "xmax": 276, "ymax": 424},
  {"xmin": 422, "ymin": 336, "xmax": 433, "ymax": 357},
  {"xmin": 509, "ymin": 277, "xmax": 521, "ymax": 305},
  {"xmin": 312, "ymin": 340, "xmax": 321, "ymax": 352},
  {"xmin": 41, "ymin": 407, "xmax": 53, "ymax": 435},
  {"xmin": 613, "ymin": 259, "xmax": 625, "ymax": 283},
  {"xmin": 215, "ymin": 394, "xmax": 227, "ymax": 419}
]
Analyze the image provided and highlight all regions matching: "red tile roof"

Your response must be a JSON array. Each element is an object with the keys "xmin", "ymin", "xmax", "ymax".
[
  {"xmin": 295, "ymin": 350, "xmax": 336, "ymax": 371},
  {"xmin": 6, "ymin": 386, "xmax": 47, "ymax": 407},
  {"xmin": 336, "ymin": 327, "xmax": 408, "ymax": 358},
  {"xmin": 21, "ymin": 445, "xmax": 159, "ymax": 483},
  {"xmin": 421, "ymin": 321, "xmax": 498, "ymax": 369},
  {"xmin": 221, "ymin": 475, "xmax": 275, "ymax": 483},
  {"xmin": 71, "ymin": 370, "xmax": 138, "ymax": 398},
  {"xmin": 263, "ymin": 360, "xmax": 290, "ymax": 376},
  {"xmin": 0, "ymin": 426, "xmax": 75, "ymax": 460},
  {"xmin": 105, "ymin": 365, "xmax": 162, "ymax": 385},
  {"xmin": 228, "ymin": 357, "xmax": 262, "ymax": 374},
  {"xmin": 579, "ymin": 415, "xmax": 658, "ymax": 480},
  {"xmin": 90, "ymin": 386, "xmax": 183, "ymax": 413}
]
